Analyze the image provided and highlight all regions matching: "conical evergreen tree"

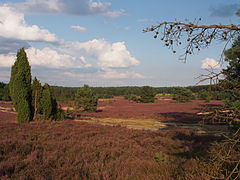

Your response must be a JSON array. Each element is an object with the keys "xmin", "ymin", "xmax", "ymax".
[
  {"xmin": 9, "ymin": 48, "xmax": 32, "ymax": 122},
  {"xmin": 40, "ymin": 83, "xmax": 53, "ymax": 120}
]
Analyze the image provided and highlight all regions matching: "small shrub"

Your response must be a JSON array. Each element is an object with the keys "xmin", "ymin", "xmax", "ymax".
[
  {"xmin": 56, "ymin": 108, "xmax": 65, "ymax": 121},
  {"xmin": 107, "ymin": 100, "xmax": 113, "ymax": 104},
  {"xmin": 198, "ymin": 90, "xmax": 212, "ymax": 102},
  {"xmin": 124, "ymin": 94, "xmax": 139, "ymax": 102},
  {"xmin": 173, "ymin": 87, "xmax": 194, "ymax": 103},
  {"xmin": 154, "ymin": 152, "xmax": 168, "ymax": 163},
  {"xmin": 139, "ymin": 86, "xmax": 156, "ymax": 103}
]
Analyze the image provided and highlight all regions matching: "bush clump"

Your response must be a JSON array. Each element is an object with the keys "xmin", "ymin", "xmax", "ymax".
[
  {"xmin": 75, "ymin": 85, "xmax": 98, "ymax": 112},
  {"xmin": 139, "ymin": 86, "xmax": 156, "ymax": 103},
  {"xmin": 198, "ymin": 90, "xmax": 212, "ymax": 102},
  {"xmin": 124, "ymin": 94, "xmax": 139, "ymax": 102},
  {"xmin": 173, "ymin": 87, "xmax": 195, "ymax": 102}
]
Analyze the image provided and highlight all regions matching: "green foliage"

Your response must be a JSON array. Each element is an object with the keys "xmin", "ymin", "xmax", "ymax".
[
  {"xmin": 17, "ymin": 99, "xmax": 32, "ymax": 123},
  {"xmin": 75, "ymin": 85, "xmax": 98, "ymax": 112},
  {"xmin": 173, "ymin": 87, "xmax": 195, "ymax": 103},
  {"xmin": 224, "ymin": 100, "xmax": 240, "ymax": 112},
  {"xmin": 9, "ymin": 48, "xmax": 32, "ymax": 122},
  {"xmin": 51, "ymin": 85, "xmax": 212, "ymax": 102},
  {"xmin": 222, "ymin": 37, "xmax": 240, "ymax": 89},
  {"xmin": 39, "ymin": 84, "xmax": 54, "ymax": 120},
  {"xmin": 124, "ymin": 94, "xmax": 139, "ymax": 102},
  {"xmin": 30, "ymin": 79, "xmax": 64, "ymax": 121},
  {"xmin": 55, "ymin": 108, "xmax": 65, "ymax": 121},
  {"xmin": 198, "ymin": 90, "xmax": 212, "ymax": 102},
  {"xmin": 0, "ymin": 83, "xmax": 11, "ymax": 101},
  {"xmin": 39, "ymin": 84, "xmax": 64, "ymax": 121},
  {"xmin": 139, "ymin": 86, "xmax": 156, "ymax": 103},
  {"xmin": 217, "ymin": 36, "xmax": 240, "ymax": 126},
  {"xmin": 154, "ymin": 152, "xmax": 168, "ymax": 163},
  {"xmin": 99, "ymin": 94, "xmax": 114, "ymax": 99}
]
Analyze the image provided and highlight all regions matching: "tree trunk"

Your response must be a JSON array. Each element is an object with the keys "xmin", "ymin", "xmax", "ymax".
[{"xmin": 33, "ymin": 90, "xmax": 38, "ymax": 121}]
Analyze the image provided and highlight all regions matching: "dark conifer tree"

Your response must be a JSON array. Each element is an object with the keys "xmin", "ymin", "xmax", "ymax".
[
  {"xmin": 75, "ymin": 84, "xmax": 98, "ymax": 112},
  {"xmin": 222, "ymin": 36, "xmax": 240, "ymax": 91},
  {"xmin": 9, "ymin": 48, "xmax": 32, "ymax": 122},
  {"xmin": 40, "ymin": 83, "xmax": 53, "ymax": 120}
]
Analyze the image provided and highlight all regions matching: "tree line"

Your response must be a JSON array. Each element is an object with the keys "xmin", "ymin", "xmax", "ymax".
[{"xmin": 49, "ymin": 85, "xmax": 211, "ymax": 102}]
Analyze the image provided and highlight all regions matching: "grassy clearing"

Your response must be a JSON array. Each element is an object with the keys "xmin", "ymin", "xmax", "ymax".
[{"xmin": 75, "ymin": 118, "xmax": 167, "ymax": 130}]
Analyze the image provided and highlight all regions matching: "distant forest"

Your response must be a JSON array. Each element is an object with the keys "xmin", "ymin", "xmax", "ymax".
[
  {"xmin": 0, "ymin": 82, "xmax": 212, "ymax": 102},
  {"xmin": 51, "ymin": 84, "xmax": 211, "ymax": 102}
]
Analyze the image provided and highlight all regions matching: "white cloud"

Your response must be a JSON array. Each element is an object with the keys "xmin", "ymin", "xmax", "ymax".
[
  {"xmin": 63, "ymin": 70, "xmax": 144, "ymax": 80},
  {"xmin": 105, "ymin": 9, "xmax": 126, "ymax": 18},
  {"xmin": 0, "ymin": 47, "xmax": 92, "ymax": 69},
  {"xmin": 5, "ymin": 0, "xmax": 125, "ymax": 18},
  {"xmin": 101, "ymin": 70, "xmax": 144, "ymax": 79},
  {"xmin": 0, "ymin": 54, "xmax": 15, "ymax": 67},
  {"xmin": 0, "ymin": 6, "xmax": 58, "ymax": 43},
  {"xmin": 59, "ymin": 39, "xmax": 140, "ymax": 70},
  {"xmin": 0, "ymin": 38, "xmax": 140, "ymax": 73},
  {"xmin": 71, "ymin": 25, "xmax": 87, "ymax": 32},
  {"xmin": 97, "ymin": 42, "xmax": 140, "ymax": 70},
  {"xmin": 201, "ymin": 58, "xmax": 221, "ymax": 69}
]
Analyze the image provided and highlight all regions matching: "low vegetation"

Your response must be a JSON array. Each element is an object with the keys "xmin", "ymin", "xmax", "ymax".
[
  {"xmin": 0, "ymin": 32, "xmax": 240, "ymax": 179},
  {"xmin": 139, "ymin": 86, "xmax": 156, "ymax": 103},
  {"xmin": 0, "ymin": 120, "xmax": 221, "ymax": 179},
  {"xmin": 75, "ymin": 84, "xmax": 98, "ymax": 112},
  {"xmin": 172, "ymin": 87, "xmax": 195, "ymax": 103}
]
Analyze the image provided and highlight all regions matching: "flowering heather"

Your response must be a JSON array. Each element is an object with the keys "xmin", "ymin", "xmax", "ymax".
[{"xmin": 0, "ymin": 117, "xmax": 220, "ymax": 179}]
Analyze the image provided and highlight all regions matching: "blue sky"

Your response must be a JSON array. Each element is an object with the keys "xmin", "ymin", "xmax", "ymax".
[{"xmin": 0, "ymin": 0, "xmax": 239, "ymax": 87}]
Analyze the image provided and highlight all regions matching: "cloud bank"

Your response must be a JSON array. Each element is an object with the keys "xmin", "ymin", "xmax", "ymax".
[
  {"xmin": 0, "ymin": 47, "xmax": 91, "ymax": 68},
  {"xmin": 4, "ymin": 0, "xmax": 125, "ymax": 18},
  {"xmin": 201, "ymin": 58, "xmax": 220, "ymax": 69},
  {"xmin": 0, "ymin": 6, "xmax": 58, "ymax": 43},
  {"xmin": 59, "ymin": 39, "xmax": 140, "ymax": 71},
  {"xmin": 0, "ymin": 3, "xmax": 142, "ymax": 85}
]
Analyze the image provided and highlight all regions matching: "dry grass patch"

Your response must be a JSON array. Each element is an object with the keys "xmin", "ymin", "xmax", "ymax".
[{"xmin": 75, "ymin": 118, "xmax": 167, "ymax": 130}]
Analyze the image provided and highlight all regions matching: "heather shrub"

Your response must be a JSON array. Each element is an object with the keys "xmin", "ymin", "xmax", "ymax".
[{"xmin": 0, "ymin": 120, "xmax": 216, "ymax": 179}]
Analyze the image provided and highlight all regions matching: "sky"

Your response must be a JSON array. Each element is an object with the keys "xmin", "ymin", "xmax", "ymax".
[{"xmin": 0, "ymin": 0, "xmax": 239, "ymax": 87}]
